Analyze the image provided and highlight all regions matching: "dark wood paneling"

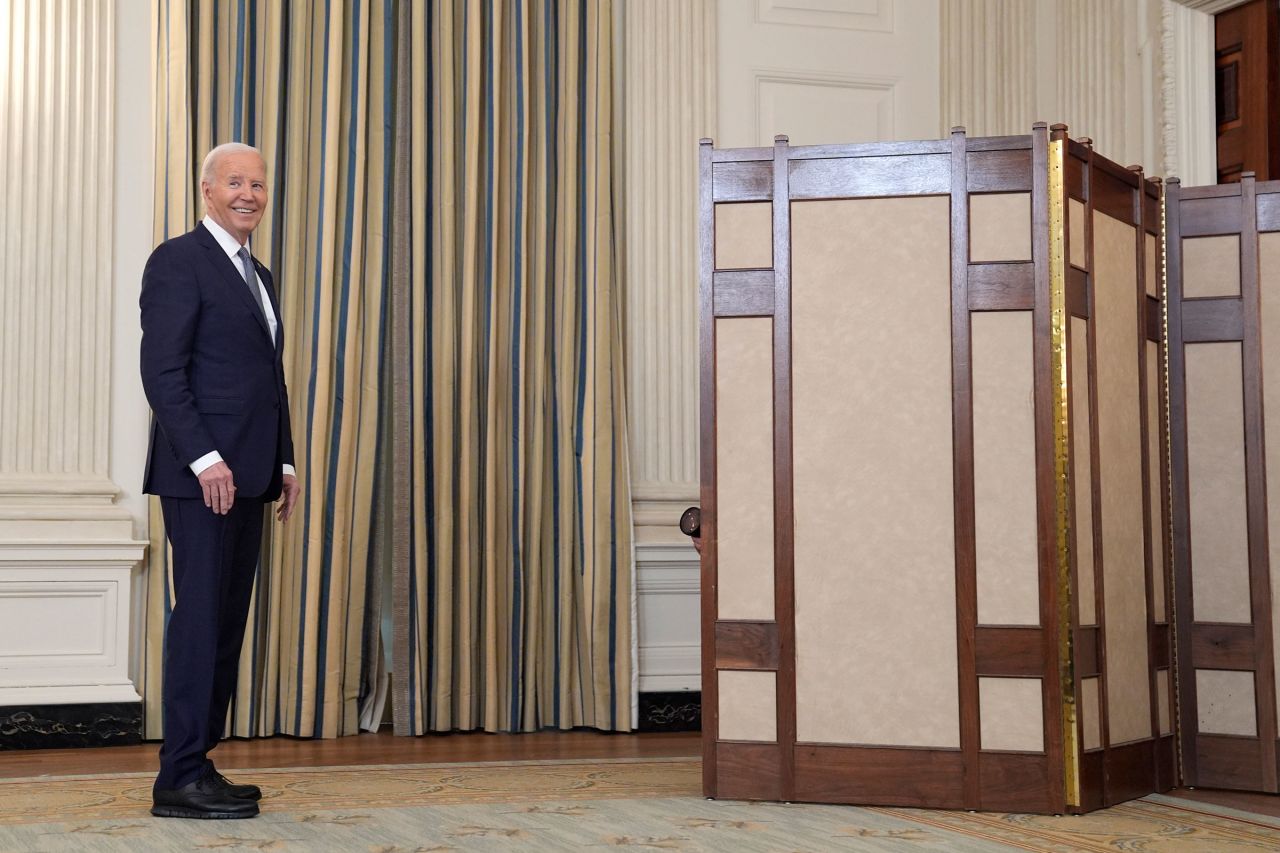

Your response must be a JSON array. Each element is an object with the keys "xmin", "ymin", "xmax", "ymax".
[
  {"xmin": 1146, "ymin": 295, "xmax": 1162, "ymax": 342},
  {"xmin": 793, "ymin": 745, "xmax": 965, "ymax": 808},
  {"xmin": 698, "ymin": 140, "xmax": 719, "ymax": 797},
  {"xmin": 1075, "ymin": 626, "xmax": 1101, "ymax": 677},
  {"xmin": 1145, "ymin": 188, "xmax": 1162, "ymax": 236},
  {"xmin": 715, "ymin": 621, "xmax": 779, "ymax": 670},
  {"xmin": 965, "ymin": 135, "xmax": 1032, "ymax": 153},
  {"xmin": 716, "ymin": 742, "xmax": 783, "ymax": 801},
  {"xmin": 968, "ymin": 263, "xmax": 1034, "ymax": 310},
  {"xmin": 967, "ymin": 149, "xmax": 1032, "ymax": 192},
  {"xmin": 951, "ymin": 128, "xmax": 981, "ymax": 811},
  {"xmin": 1257, "ymin": 190, "xmax": 1280, "ymax": 231},
  {"xmin": 712, "ymin": 147, "xmax": 772, "ymax": 163},
  {"xmin": 975, "ymin": 627, "xmax": 1041, "ymax": 677},
  {"xmin": 770, "ymin": 137, "xmax": 798, "ymax": 803},
  {"xmin": 1156, "ymin": 735, "xmax": 1177, "ymax": 792},
  {"xmin": 1067, "ymin": 267, "xmax": 1089, "ymax": 318},
  {"xmin": 713, "ymin": 270, "xmax": 775, "ymax": 317},
  {"xmin": 1151, "ymin": 625, "xmax": 1170, "ymax": 669},
  {"xmin": 1107, "ymin": 740, "xmax": 1157, "ymax": 806},
  {"xmin": 1214, "ymin": 0, "xmax": 1280, "ymax": 182},
  {"xmin": 713, "ymin": 161, "xmax": 772, "ymax": 202},
  {"xmin": 1238, "ymin": 174, "xmax": 1279, "ymax": 792},
  {"xmin": 1197, "ymin": 735, "xmax": 1267, "ymax": 792},
  {"xmin": 1065, "ymin": 152, "xmax": 1086, "ymax": 202},
  {"xmin": 1193, "ymin": 623, "xmax": 1256, "ymax": 670},
  {"xmin": 1167, "ymin": 179, "xmax": 1201, "ymax": 785},
  {"xmin": 789, "ymin": 139, "xmax": 950, "ymax": 160},
  {"xmin": 1092, "ymin": 166, "xmax": 1137, "ymax": 225},
  {"xmin": 979, "ymin": 753, "xmax": 1054, "ymax": 813},
  {"xmin": 1179, "ymin": 195, "xmax": 1243, "ymax": 237},
  {"xmin": 1182, "ymin": 298, "xmax": 1244, "ymax": 342},
  {"xmin": 1075, "ymin": 750, "xmax": 1105, "ymax": 814},
  {"xmin": 789, "ymin": 154, "xmax": 950, "ymax": 199}
]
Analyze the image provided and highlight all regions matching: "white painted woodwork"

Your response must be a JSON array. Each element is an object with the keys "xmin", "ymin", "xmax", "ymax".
[
  {"xmin": 0, "ymin": 0, "xmax": 147, "ymax": 707},
  {"xmin": 621, "ymin": 0, "xmax": 717, "ymax": 692},
  {"xmin": 717, "ymin": 0, "xmax": 942, "ymax": 148},
  {"xmin": 940, "ymin": 0, "xmax": 1215, "ymax": 184}
]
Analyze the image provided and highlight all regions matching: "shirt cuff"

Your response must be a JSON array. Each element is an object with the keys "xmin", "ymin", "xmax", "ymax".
[
  {"xmin": 283, "ymin": 464, "xmax": 296, "ymax": 478},
  {"xmin": 190, "ymin": 450, "xmax": 223, "ymax": 476}
]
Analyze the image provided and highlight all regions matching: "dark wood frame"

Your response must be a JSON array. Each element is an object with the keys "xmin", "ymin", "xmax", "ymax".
[
  {"xmin": 1167, "ymin": 173, "xmax": 1280, "ymax": 793},
  {"xmin": 700, "ymin": 126, "xmax": 1172, "ymax": 814}
]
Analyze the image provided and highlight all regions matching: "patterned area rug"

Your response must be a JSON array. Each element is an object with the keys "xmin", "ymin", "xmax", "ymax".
[{"xmin": 1, "ymin": 758, "xmax": 1278, "ymax": 851}]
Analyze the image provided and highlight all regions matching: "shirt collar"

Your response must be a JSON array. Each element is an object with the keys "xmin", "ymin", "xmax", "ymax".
[{"xmin": 202, "ymin": 214, "xmax": 252, "ymax": 261}]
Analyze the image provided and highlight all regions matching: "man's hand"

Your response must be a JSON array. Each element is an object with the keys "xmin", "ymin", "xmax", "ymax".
[
  {"xmin": 198, "ymin": 461, "xmax": 236, "ymax": 515},
  {"xmin": 277, "ymin": 473, "xmax": 300, "ymax": 522}
]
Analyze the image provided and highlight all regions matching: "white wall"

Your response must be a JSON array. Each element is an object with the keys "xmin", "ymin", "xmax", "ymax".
[{"xmin": 112, "ymin": 0, "xmax": 155, "ymax": 689}]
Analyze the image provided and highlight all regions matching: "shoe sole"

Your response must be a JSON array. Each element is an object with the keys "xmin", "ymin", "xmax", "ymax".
[{"xmin": 151, "ymin": 805, "xmax": 259, "ymax": 819}]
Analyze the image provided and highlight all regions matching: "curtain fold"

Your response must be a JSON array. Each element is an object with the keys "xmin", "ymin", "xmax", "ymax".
[
  {"xmin": 390, "ymin": 0, "xmax": 633, "ymax": 735},
  {"xmin": 143, "ymin": 0, "xmax": 390, "ymax": 739},
  {"xmin": 144, "ymin": 0, "xmax": 632, "ymax": 740}
]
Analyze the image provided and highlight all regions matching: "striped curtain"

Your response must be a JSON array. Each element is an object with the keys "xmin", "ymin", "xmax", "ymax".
[
  {"xmin": 143, "ymin": 0, "xmax": 632, "ymax": 740},
  {"xmin": 141, "ymin": 0, "xmax": 392, "ymax": 739},
  {"xmin": 389, "ymin": 0, "xmax": 633, "ymax": 735}
]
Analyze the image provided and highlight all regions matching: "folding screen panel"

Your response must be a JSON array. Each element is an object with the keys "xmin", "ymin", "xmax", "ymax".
[
  {"xmin": 700, "ymin": 125, "xmax": 1172, "ymax": 815},
  {"xmin": 1168, "ymin": 174, "xmax": 1280, "ymax": 793}
]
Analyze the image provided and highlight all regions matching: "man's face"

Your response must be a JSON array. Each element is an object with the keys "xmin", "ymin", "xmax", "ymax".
[{"xmin": 202, "ymin": 151, "xmax": 267, "ymax": 244}]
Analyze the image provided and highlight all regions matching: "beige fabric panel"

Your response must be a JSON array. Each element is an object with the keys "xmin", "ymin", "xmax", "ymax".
[
  {"xmin": 791, "ymin": 197, "xmax": 959, "ymax": 748},
  {"xmin": 1072, "ymin": 317, "xmax": 1097, "ymax": 626},
  {"xmin": 1181, "ymin": 235, "xmax": 1240, "ymax": 298},
  {"xmin": 1081, "ymin": 676, "xmax": 1102, "ymax": 751},
  {"xmin": 1146, "ymin": 340, "xmax": 1166, "ymax": 623},
  {"xmin": 1157, "ymin": 668, "xmax": 1171, "ymax": 735},
  {"xmin": 1263, "ymin": 233, "xmax": 1280, "ymax": 717},
  {"xmin": 973, "ymin": 311, "xmax": 1039, "ymax": 625},
  {"xmin": 715, "ymin": 202, "xmax": 773, "ymax": 270},
  {"xmin": 1069, "ymin": 199, "xmax": 1087, "ymax": 269},
  {"xmin": 1186, "ymin": 342, "xmax": 1251, "ymax": 624},
  {"xmin": 979, "ymin": 677, "xmax": 1045, "ymax": 752},
  {"xmin": 718, "ymin": 670, "xmax": 778, "ymax": 742},
  {"xmin": 1196, "ymin": 669, "xmax": 1258, "ymax": 736},
  {"xmin": 715, "ymin": 318, "xmax": 776, "ymax": 621},
  {"xmin": 970, "ymin": 193, "xmax": 1032, "ymax": 263},
  {"xmin": 1145, "ymin": 233, "xmax": 1157, "ymax": 298},
  {"xmin": 1093, "ymin": 211, "xmax": 1152, "ymax": 745}
]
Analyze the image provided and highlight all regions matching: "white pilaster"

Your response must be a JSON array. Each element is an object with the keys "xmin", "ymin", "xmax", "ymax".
[
  {"xmin": 941, "ymin": 0, "xmax": 1170, "ymax": 172},
  {"xmin": 0, "ymin": 0, "xmax": 146, "ymax": 706},
  {"xmin": 621, "ymin": 0, "xmax": 716, "ymax": 691}
]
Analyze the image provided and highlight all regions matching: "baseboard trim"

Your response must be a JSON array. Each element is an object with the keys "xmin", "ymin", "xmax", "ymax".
[{"xmin": 0, "ymin": 702, "xmax": 143, "ymax": 750}]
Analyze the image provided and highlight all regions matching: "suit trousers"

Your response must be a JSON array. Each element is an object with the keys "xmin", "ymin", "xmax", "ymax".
[{"xmin": 156, "ymin": 495, "xmax": 265, "ymax": 790}]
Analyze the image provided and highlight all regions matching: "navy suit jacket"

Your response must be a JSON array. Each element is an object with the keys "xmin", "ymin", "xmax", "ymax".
[{"xmin": 140, "ymin": 223, "xmax": 295, "ymax": 501}]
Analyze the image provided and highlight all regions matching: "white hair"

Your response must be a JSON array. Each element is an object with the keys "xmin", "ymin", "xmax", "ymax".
[{"xmin": 200, "ymin": 142, "xmax": 265, "ymax": 184}]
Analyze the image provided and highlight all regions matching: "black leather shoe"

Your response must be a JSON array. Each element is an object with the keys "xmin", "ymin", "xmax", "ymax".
[
  {"xmin": 209, "ymin": 766, "xmax": 262, "ymax": 801},
  {"xmin": 152, "ymin": 769, "xmax": 260, "ymax": 819}
]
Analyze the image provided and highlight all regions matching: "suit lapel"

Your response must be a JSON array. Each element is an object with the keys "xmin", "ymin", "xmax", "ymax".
[
  {"xmin": 194, "ymin": 223, "xmax": 274, "ymax": 344},
  {"xmin": 256, "ymin": 260, "xmax": 285, "ymax": 356}
]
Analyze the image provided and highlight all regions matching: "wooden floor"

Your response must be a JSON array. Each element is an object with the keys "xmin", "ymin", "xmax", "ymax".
[
  {"xmin": 2, "ymin": 730, "xmax": 1278, "ymax": 819},
  {"xmin": 0, "ymin": 729, "xmax": 700, "ymax": 779}
]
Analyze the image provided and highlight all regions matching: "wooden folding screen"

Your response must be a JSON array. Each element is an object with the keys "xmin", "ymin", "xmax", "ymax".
[
  {"xmin": 1167, "ymin": 174, "xmax": 1280, "ymax": 793},
  {"xmin": 700, "ymin": 124, "xmax": 1173, "ymax": 814}
]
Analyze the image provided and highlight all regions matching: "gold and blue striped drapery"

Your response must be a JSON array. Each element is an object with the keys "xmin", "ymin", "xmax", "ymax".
[
  {"xmin": 143, "ymin": 0, "xmax": 632, "ymax": 739},
  {"xmin": 143, "ymin": 0, "xmax": 392, "ymax": 739},
  {"xmin": 389, "ymin": 0, "xmax": 632, "ymax": 734}
]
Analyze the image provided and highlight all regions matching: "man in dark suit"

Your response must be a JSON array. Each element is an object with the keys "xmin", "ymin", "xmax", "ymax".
[{"xmin": 140, "ymin": 142, "xmax": 300, "ymax": 819}]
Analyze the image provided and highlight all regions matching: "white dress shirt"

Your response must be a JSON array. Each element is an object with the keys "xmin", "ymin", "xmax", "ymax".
[{"xmin": 189, "ymin": 215, "xmax": 296, "ymax": 480}]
